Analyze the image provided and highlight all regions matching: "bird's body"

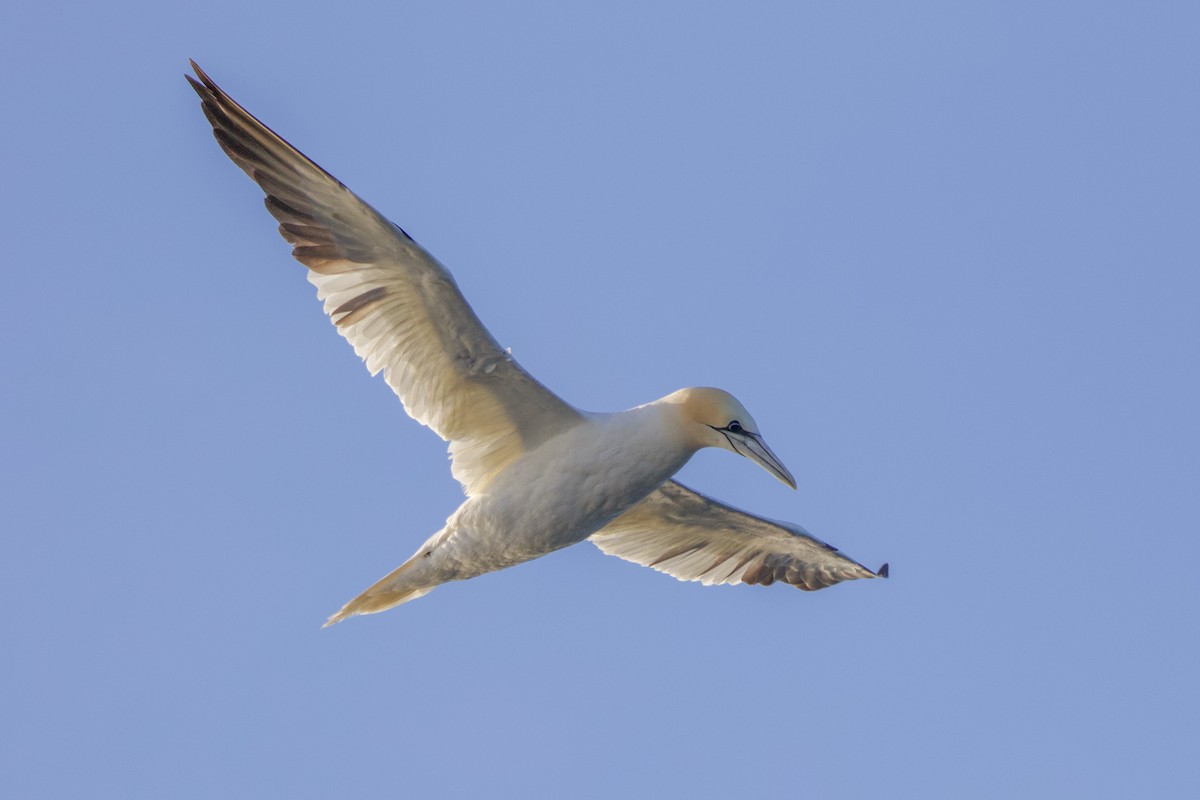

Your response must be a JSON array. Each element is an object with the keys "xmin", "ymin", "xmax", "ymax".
[
  {"xmin": 187, "ymin": 62, "xmax": 887, "ymax": 625},
  {"xmin": 442, "ymin": 402, "xmax": 696, "ymax": 572},
  {"xmin": 356, "ymin": 401, "xmax": 695, "ymax": 618}
]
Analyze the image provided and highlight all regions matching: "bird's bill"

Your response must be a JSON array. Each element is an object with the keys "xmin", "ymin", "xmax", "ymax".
[{"xmin": 732, "ymin": 432, "xmax": 797, "ymax": 489}]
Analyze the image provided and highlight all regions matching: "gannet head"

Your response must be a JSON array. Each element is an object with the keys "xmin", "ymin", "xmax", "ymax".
[{"xmin": 664, "ymin": 387, "xmax": 797, "ymax": 489}]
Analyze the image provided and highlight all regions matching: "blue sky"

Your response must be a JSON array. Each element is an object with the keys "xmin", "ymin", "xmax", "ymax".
[{"xmin": 3, "ymin": 2, "xmax": 1198, "ymax": 797}]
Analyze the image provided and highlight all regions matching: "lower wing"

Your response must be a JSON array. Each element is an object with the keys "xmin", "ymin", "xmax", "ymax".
[{"xmin": 590, "ymin": 480, "xmax": 888, "ymax": 590}]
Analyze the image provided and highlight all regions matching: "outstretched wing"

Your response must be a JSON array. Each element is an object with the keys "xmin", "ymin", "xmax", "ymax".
[
  {"xmin": 188, "ymin": 62, "xmax": 581, "ymax": 494},
  {"xmin": 591, "ymin": 480, "xmax": 887, "ymax": 590}
]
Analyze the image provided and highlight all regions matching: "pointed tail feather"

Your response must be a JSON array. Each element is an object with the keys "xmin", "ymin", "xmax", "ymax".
[{"xmin": 323, "ymin": 557, "xmax": 435, "ymax": 627}]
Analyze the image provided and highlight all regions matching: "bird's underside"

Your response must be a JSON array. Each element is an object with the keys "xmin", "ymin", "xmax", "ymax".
[{"xmin": 186, "ymin": 61, "xmax": 888, "ymax": 623}]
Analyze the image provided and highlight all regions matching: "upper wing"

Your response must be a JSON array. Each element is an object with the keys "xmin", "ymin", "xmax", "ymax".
[
  {"xmin": 188, "ymin": 62, "xmax": 582, "ymax": 494},
  {"xmin": 590, "ymin": 480, "xmax": 888, "ymax": 590}
]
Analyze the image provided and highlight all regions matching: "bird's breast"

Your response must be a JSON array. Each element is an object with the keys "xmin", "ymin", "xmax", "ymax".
[{"xmin": 452, "ymin": 410, "xmax": 694, "ymax": 562}]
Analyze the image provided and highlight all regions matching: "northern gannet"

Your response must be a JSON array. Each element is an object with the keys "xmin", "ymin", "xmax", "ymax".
[{"xmin": 186, "ymin": 62, "xmax": 888, "ymax": 625}]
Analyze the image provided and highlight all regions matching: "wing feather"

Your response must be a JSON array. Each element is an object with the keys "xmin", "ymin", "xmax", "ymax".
[
  {"xmin": 188, "ymin": 62, "xmax": 581, "ymax": 494},
  {"xmin": 591, "ymin": 481, "xmax": 887, "ymax": 590}
]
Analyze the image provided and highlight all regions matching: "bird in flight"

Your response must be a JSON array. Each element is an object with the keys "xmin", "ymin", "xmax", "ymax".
[{"xmin": 187, "ymin": 62, "xmax": 887, "ymax": 625}]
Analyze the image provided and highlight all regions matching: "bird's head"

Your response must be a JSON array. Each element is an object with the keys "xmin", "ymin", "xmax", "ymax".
[{"xmin": 665, "ymin": 387, "xmax": 797, "ymax": 489}]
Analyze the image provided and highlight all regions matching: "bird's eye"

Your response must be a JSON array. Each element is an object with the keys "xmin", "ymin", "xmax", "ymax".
[{"xmin": 727, "ymin": 420, "xmax": 743, "ymax": 433}]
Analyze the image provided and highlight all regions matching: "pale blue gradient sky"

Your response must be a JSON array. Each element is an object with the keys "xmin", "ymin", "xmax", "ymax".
[{"xmin": 3, "ymin": 2, "xmax": 1198, "ymax": 797}]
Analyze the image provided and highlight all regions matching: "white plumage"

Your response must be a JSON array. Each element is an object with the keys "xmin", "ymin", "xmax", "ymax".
[{"xmin": 187, "ymin": 62, "xmax": 887, "ymax": 625}]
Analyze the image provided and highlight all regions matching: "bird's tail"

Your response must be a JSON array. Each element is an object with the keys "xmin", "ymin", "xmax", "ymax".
[{"xmin": 323, "ymin": 556, "xmax": 435, "ymax": 627}]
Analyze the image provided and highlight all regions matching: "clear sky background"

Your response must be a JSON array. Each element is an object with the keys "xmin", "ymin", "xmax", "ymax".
[{"xmin": 3, "ymin": 2, "xmax": 1197, "ymax": 797}]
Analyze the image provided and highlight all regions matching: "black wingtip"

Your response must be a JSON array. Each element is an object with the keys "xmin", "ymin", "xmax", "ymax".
[
  {"xmin": 188, "ymin": 59, "xmax": 210, "ymax": 84},
  {"xmin": 185, "ymin": 60, "xmax": 212, "ymax": 100},
  {"xmin": 186, "ymin": 60, "xmax": 222, "ymax": 100},
  {"xmin": 184, "ymin": 73, "xmax": 204, "ymax": 98},
  {"xmin": 877, "ymin": 563, "xmax": 890, "ymax": 579}
]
